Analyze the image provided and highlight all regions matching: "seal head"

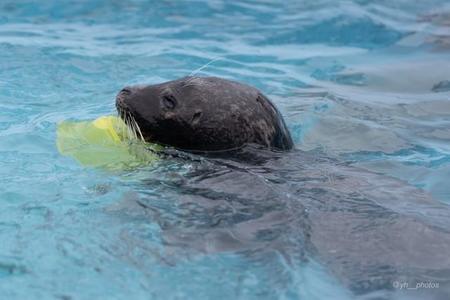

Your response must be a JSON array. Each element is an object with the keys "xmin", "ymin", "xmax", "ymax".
[{"xmin": 116, "ymin": 76, "xmax": 293, "ymax": 152}]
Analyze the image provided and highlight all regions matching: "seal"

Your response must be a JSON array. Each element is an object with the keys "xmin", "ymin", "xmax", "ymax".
[{"xmin": 115, "ymin": 76, "xmax": 293, "ymax": 152}]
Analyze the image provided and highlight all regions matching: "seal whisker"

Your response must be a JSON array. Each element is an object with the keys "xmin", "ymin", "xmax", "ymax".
[
  {"xmin": 117, "ymin": 108, "xmax": 126, "ymax": 140},
  {"xmin": 189, "ymin": 57, "xmax": 222, "ymax": 77},
  {"xmin": 182, "ymin": 77, "xmax": 214, "ymax": 89},
  {"xmin": 131, "ymin": 115, "xmax": 145, "ymax": 142},
  {"xmin": 131, "ymin": 115, "xmax": 141, "ymax": 141},
  {"xmin": 122, "ymin": 110, "xmax": 128, "ymax": 140},
  {"xmin": 123, "ymin": 112, "xmax": 129, "ymax": 139},
  {"xmin": 181, "ymin": 76, "xmax": 197, "ymax": 88},
  {"xmin": 129, "ymin": 113, "xmax": 137, "ymax": 140},
  {"xmin": 122, "ymin": 110, "xmax": 127, "ymax": 140},
  {"xmin": 128, "ymin": 112, "xmax": 138, "ymax": 140},
  {"xmin": 125, "ymin": 112, "xmax": 134, "ymax": 140}
]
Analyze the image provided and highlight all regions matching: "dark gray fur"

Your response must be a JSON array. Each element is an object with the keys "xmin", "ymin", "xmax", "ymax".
[
  {"xmin": 116, "ymin": 76, "xmax": 293, "ymax": 151},
  {"xmin": 111, "ymin": 147, "xmax": 450, "ymax": 298}
]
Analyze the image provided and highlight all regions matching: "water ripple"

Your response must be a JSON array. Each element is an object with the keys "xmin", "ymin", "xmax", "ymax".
[{"xmin": 1, "ymin": 1, "xmax": 450, "ymax": 299}]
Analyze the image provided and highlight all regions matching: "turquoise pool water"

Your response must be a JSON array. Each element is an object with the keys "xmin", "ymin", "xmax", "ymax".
[{"xmin": 1, "ymin": 1, "xmax": 450, "ymax": 299}]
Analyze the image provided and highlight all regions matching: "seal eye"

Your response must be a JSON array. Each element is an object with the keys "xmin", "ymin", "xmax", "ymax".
[{"xmin": 162, "ymin": 94, "xmax": 177, "ymax": 109}]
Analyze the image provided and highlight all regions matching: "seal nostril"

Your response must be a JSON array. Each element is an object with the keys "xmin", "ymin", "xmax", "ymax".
[{"xmin": 120, "ymin": 88, "xmax": 132, "ymax": 95}]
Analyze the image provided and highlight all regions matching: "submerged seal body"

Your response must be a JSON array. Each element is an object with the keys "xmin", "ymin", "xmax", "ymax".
[{"xmin": 116, "ymin": 76, "xmax": 293, "ymax": 152}]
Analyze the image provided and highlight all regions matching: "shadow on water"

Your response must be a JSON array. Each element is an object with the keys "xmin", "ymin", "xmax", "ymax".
[{"xmin": 110, "ymin": 145, "xmax": 450, "ymax": 299}]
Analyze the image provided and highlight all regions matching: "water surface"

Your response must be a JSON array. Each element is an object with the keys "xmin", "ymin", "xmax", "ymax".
[{"xmin": 1, "ymin": 1, "xmax": 450, "ymax": 299}]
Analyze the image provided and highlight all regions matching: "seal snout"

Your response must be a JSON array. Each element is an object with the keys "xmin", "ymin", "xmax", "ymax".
[
  {"xmin": 115, "ymin": 86, "xmax": 134, "ymax": 112},
  {"xmin": 119, "ymin": 87, "xmax": 132, "ymax": 96},
  {"xmin": 117, "ymin": 87, "xmax": 132, "ymax": 100}
]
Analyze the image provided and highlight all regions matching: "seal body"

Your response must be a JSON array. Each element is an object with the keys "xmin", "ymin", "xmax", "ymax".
[{"xmin": 116, "ymin": 76, "xmax": 293, "ymax": 152}]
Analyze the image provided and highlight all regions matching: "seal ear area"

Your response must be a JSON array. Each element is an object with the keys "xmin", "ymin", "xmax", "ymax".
[{"xmin": 190, "ymin": 110, "xmax": 203, "ymax": 125}]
